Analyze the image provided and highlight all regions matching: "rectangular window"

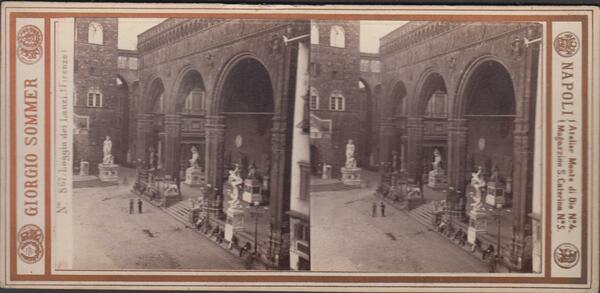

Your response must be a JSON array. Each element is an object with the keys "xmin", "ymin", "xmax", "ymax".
[
  {"xmin": 371, "ymin": 60, "xmax": 381, "ymax": 73},
  {"xmin": 360, "ymin": 59, "xmax": 370, "ymax": 72},
  {"xmin": 330, "ymin": 96, "xmax": 344, "ymax": 111},
  {"xmin": 118, "ymin": 56, "xmax": 128, "ymax": 69},
  {"xmin": 87, "ymin": 93, "xmax": 102, "ymax": 107},
  {"xmin": 309, "ymin": 95, "xmax": 318, "ymax": 110},
  {"xmin": 128, "ymin": 57, "xmax": 138, "ymax": 70}
]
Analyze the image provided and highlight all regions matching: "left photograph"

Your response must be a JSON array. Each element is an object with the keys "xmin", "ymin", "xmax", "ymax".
[{"xmin": 65, "ymin": 18, "xmax": 310, "ymax": 271}]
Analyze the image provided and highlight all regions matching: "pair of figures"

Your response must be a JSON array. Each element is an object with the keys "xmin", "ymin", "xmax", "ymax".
[
  {"xmin": 470, "ymin": 166, "xmax": 486, "ymax": 211},
  {"xmin": 227, "ymin": 164, "xmax": 244, "ymax": 208}
]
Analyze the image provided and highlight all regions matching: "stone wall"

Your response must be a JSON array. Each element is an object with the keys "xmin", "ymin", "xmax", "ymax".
[
  {"xmin": 309, "ymin": 20, "xmax": 366, "ymax": 177},
  {"xmin": 73, "ymin": 18, "xmax": 125, "ymax": 173}
]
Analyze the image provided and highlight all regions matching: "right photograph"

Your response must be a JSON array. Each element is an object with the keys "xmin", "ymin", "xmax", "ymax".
[{"xmin": 309, "ymin": 20, "xmax": 544, "ymax": 273}]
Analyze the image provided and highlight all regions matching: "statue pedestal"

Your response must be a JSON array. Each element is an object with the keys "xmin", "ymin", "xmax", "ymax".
[
  {"xmin": 485, "ymin": 181, "xmax": 506, "ymax": 208},
  {"xmin": 340, "ymin": 166, "xmax": 362, "ymax": 186},
  {"xmin": 467, "ymin": 207, "xmax": 487, "ymax": 244},
  {"xmin": 224, "ymin": 206, "xmax": 245, "ymax": 242},
  {"xmin": 185, "ymin": 167, "xmax": 204, "ymax": 186},
  {"xmin": 322, "ymin": 164, "xmax": 332, "ymax": 179},
  {"xmin": 428, "ymin": 169, "xmax": 448, "ymax": 189},
  {"xmin": 79, "ymin": 161, "xmax": 89, "ymax": 176},
  {"xmin": 242, "ymin": 179, "xmax": 263, "ymax": 204},
  {"xmin": 98, "ymin": 163, "xmax": 119, "ymax": 182},
  {"xmin": 162, "ymin": 183, "xmax": 181, "ymax": 207}
]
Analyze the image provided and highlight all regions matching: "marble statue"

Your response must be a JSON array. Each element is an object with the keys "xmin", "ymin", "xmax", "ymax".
[
  {"xmin": 490, "ymin": 165, "xmax": 500, "ymax": 183},
  {"xmin": 470, "ymin": 166, "xmax": 486, "ymax": 211},
  {"xmin": 102, "ymin": 136, "xmax": 114, "ymax": 165},
  {"xmin": 189, "ymin": 146, "xmax": 200, "ymax": 168},
  {"xmin": 149, "ymin": 149, "xmax": 156, "ymax": 169},
  {"xmin": 247, "ymin": 161, "xmax": 257, "ymax": 179},
  {"xmin": 345, "ymin": 139, "xmax": 357, "ymax": 169},
  {"xmin": 432, "ymin": 148, "xmax": 442, "ymax": 172},
  {"xmin": 227, "ymin": 164, "xmax": 243, "ymax": 208},
  {"xmin": 392, "ymin": 151, "xmax": 399, "ymax": 172}
]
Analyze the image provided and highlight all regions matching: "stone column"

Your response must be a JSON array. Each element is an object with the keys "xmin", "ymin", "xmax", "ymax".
[
  {"xmin": 204, "ymin": 115, "xmax": 226, "ymax": 197},
  {"xmin": 447, "ymin": 118, "xmax": 468, "ymax": 192},
  {"xmin": 164, "ymin": 114, "xmax": 182, "ymax": 176},
  {"xmin": 378, "ymin": 117, "xmax": 396, "ymax": 164},
  {"xmin": 446, "ymin": 118, "xmax": 468, "ymax": 218},
  {"xmin": 511, "ymin": 117, "xmax": 531, "ymax": 267},
  {"xmin": 135, "ymin": 113, "xmax": 154, "ymax": 166},
  {"xmin": 406, "ymin": 117, "xmax": 424, "ymax": 181}
]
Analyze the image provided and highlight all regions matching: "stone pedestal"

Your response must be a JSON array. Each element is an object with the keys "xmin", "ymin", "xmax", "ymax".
[
  {"xmin": 428, "ymin": 169, "xmax": 448, "ymax": 189},
  {"xmin": 242, "ymin": 179, "xmax": 263, "ymax": 204},
  {"xmin": 185, "ymin": 167, "xmax": 204, "ymax": 186},
  {"xmin": 162, "ymin": 183, "xmax": 182, "ymax": 207},
  {"xmin": 467, "ymin": 207, "xmax": 487, "ymax": 244},
  {"xmin": 224, "ymin": 206, "xmax": 245, "ymax": 242},
  {"xmin": 79, "ymin": 161, "xmax": 89, "ymax": 176},
  {"xmin": 485, "ymin": 181, "xmax": 506, "ymax": 208},
  {"xmin": 98, "ymin": 163, "xmax": 119, "ymax": 182},
  {"xmin": 322, "ymin": 164, "xmax": 332, "ymax": 179},
  {"xmin": 340, "ymin": 166, "xmax": 362, "ymax": 186}
]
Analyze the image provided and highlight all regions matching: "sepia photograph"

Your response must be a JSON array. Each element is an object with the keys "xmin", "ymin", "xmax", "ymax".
[
  {"xmin": 67, "ymin": 17, "xmax": 310, "ymax": 271},
  {"xmin": 1, "ymin": 3, "xmax": 597, "ymax": 292},
  {"xmin": 310, "ymin": 20, "xmax": 544, "ymax": 273}
]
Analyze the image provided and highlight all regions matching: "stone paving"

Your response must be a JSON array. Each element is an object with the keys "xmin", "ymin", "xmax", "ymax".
[
  {"xmin": 69, "ymin": 166, "xmax": 247, "ymax": 270},
  {"xmin": 311, "ymin": 171, "xmax": 488, "ymax": 273}
]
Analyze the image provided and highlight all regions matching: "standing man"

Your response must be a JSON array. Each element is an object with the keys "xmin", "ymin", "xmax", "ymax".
[
  {"xmin": 129, "ymin": 199, "xmax": 134, "ymax": 214},
  {"xmin": 380, "ymin": 202, "xmax": 386, "ymax": 217},
  {"xmin": 372, "ymin": 202, "xmax": 377, "ymax": 217},
  {"xmin": 138, "ymin": 198, "xmax": 143, "ymax": 214}
]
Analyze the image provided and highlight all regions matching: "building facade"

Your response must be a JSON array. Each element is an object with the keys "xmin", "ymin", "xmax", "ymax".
[
  {"xmin": 288, "ymin": 39, "xmax": 311, "ymax": 271},
  {"xmin": 132, "ymin": 19, "xmax": 310, "ymax": 269},
  {"xmin": 309, "ymin": 21, "xmax": 367, "ymax": 177},
  {"xmin": 73, "ymin": 18, "xmax": 134, "ymax": 172},
  {"xmin": 378, "ymin": 21, "xmax": 543, "ymax": 271}
]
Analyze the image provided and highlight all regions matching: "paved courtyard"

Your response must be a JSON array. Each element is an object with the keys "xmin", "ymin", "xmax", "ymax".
[
  {"xmin": 311, "ymin": 172, "xmax": 488, "ymax": 273},
  {"xmin": 70, "ymin": 167, "xmax": 246, "ymax": 270}
]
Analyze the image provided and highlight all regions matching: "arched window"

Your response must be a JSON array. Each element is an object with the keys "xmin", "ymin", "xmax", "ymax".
[
  {"xmin": 330, "ymin": 25, "xmax": 345, "ymax": 48},
  {"xmin": 184, "ymin": 88, "xmax": 205, "ymax": 113},
  {"xmin": 311, "ymin": 25, "xmax": 319, "ymax": 45},
  {"xmin": 87, "ymin": 87, "xmax": 103, "ymax": 107},
  {"xmin": 88, "ymin": 22, "xmax": 103, "ymax": 45},
  {"xmin": 425, "ymin": 90, "xmax": 448, "ymax": 118},
  {"xmin": 309, "ymin": 87, "xmax": 319, "ymax": 110},
  {"xmin": 329, "ymin": 90, "xmax": 345, "ymax": 111}
]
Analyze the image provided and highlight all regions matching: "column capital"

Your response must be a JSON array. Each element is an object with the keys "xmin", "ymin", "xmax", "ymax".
[
  {"xmin": 513, "ymin": 117, "xmax": 530, "ymax": 136},
  {"xmin": 205, "ymin": 115, "xmax": 226, "ymax": 131}
]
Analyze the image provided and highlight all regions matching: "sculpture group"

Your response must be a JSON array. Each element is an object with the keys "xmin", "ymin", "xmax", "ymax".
[
  {"xmin": 340, "ymin": 139, "xmax": 362, "ymax": 186},
  {"xmin": 98, "ymin": 136, "xmax": 119, "ymax": 182}
]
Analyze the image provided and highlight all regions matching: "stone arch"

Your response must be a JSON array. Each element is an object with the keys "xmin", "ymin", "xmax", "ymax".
[
  {"xmin": 145, "ymin": 76, "xmax": 166, "ymax": 114},
  {"xmin": 212, "ymin": 52, "xmax": 274, "ymax": 115},
  {"xmin": 455, "ymin": 56, "xmax": 517, "ymax": 187},
  {"xmin": 414, "ymin": 71, "xmax": 448, "ymax": 116},
  {"xmin": 453, "ymin": 55, "xmax": 517, "ymax": 119},
  {"xmin": 214, "ymin": 53, "xmax": 275, "ymax": 179},
  {"xmin": 172, "ymin": 65, "xmax": 206, "ymax": 113},
  {"xmin": 390, "ymin": 80, "xmax": 408, "ymax": 117}
]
